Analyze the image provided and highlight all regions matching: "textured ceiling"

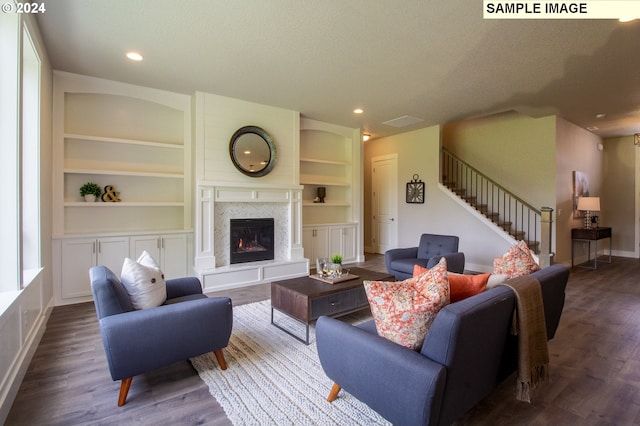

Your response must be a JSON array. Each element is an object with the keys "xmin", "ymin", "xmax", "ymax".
[{"xmin": 35, "ymin": 0, "xmax": 640, "ymax": 140}]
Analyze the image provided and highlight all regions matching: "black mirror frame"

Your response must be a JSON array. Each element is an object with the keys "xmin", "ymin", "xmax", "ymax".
[{"xmin": 229, "ymin": 126, "xmax": 277, "ymax": 177}]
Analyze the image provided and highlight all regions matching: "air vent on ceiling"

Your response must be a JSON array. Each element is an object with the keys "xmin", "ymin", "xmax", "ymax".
[{"xmin": 382, "ymin": 115, "xmax": 424, "ymax": 128}]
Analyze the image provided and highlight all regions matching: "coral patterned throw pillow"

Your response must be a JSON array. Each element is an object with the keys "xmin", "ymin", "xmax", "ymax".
[
  {"xmin": 364, "ymin": 257, "xmax": 450, "ymax": 350},
  {"xmin": 493, "ymin": 240, "xmax": 541, "ymax": 278}
]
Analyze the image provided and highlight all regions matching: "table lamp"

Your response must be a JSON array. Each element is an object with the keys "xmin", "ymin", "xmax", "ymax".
[{"xmin": 577, "ymin": 196, "xmax": 600, "ymax": 229}]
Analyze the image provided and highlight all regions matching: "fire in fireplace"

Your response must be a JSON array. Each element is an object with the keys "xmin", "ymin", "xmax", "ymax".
[{"xmin": 230, "ymin": 218, "xmax": 275, "ymax": 264}]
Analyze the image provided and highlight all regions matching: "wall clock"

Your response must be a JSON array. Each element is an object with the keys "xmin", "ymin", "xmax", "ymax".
[{"xmin": 406, "ymin": 174, "xmax": 425, "ymax": 204}]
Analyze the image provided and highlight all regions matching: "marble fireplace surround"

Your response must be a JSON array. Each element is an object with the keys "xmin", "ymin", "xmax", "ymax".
[{"xmin": 194, "ymin": 183, "xmax": 308, "ymax": 292}]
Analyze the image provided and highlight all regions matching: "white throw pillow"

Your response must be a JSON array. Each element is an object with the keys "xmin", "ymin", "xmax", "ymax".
[
  {"xmin": 120, "ymin": 251, "xmax": 167, "ymax": 310},
  {"xmin": 486, "ymin": 273, "xmax": 509, "ymax": 289}
]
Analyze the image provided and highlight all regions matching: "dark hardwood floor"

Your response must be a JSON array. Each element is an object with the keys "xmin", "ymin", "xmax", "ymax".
[{"xmin": 6, "ymin": 254, "xmax": 640, "ymax": 425}]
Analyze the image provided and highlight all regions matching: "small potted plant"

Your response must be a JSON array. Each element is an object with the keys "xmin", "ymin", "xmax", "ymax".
[
  {"xmin": 80, "ymin": 182, "xmax": 102, "ymax": 202},
  {"xmin": 330, "ymin": 253, "xmax": 343, "ymax": 278}
]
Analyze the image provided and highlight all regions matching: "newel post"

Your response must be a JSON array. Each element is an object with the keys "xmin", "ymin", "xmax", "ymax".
[{"xmin": 539, "ymin": 207, "xmax": 554, "ymax": 268}]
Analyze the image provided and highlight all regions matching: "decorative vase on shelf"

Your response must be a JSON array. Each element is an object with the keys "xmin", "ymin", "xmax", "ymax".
[
  {"xmin": 317, "ymin": 187, "xmax": 326, "ymax": 203},
  {"xmin": 84, "ymin": 194, "xmax": 96, "ymax": 202}
]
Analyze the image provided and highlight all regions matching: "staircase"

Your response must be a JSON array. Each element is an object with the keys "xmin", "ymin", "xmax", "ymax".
[{"xmin": 442, "ymin": 149, "xmax": 541, "ymax": 253}]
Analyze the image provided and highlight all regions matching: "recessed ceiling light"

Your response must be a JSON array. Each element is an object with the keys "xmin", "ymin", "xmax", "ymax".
[
  {"xmin": 126, "ymin": 51, "xmax": 143, "ymax": 61},
  {"xmin": 596, "ymin": 113, "xmax": 607, "ymax": 119},
  {"xmin": 362, "ymin": 134, "xmax": 371, "ymax": 142},
  {"xmin": 353, "ymin": 108, "xmax": 364, "ymax": 114},
  {"xmin": 587, "ymin": 126, "xmax": 599, "ymax": 131}
]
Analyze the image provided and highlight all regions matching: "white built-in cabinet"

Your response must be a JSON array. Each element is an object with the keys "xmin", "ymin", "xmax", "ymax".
[
  {"xmin": 300, "ymin": 118, "xmax": 363, "ymax": 265},
  {"xmin": 130, "ymin": 233, "xmax": 189, "ymax": 279},
  {"xmin": 302, "ymin": 226, "xmax": 329, "ymax": 263},
  {"xmin": 329, "ymin": 224, "xmax": 357, "ymax": 262},
  {"xmin": 52, "ymin": 71, "xmax": 193, "ymax": 305},
  {"xmin": 303, "ymin": 223, "xmax": 357, "ymax": 264},
  {"xmin": 59, "ymin": 236, "xmax": 129, "ymax": 300}
]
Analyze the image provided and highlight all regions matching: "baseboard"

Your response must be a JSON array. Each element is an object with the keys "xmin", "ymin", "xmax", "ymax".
[{"xmin": 0, "ymin": 300, "xmax": 53, "ymax": 424}]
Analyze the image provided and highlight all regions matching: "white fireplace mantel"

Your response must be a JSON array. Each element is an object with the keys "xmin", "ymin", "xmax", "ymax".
[{"xmin": 194, "ymin": 182, "xmax": 308, "ymax": 292}]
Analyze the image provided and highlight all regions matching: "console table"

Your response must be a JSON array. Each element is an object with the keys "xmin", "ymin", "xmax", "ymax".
[{"xmin": 571, "ymin": 227, "xmax": 612, "ymax": 269}]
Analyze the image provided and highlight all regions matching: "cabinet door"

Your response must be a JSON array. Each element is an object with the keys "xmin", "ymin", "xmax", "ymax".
[
  {"xmin": 328, "ymin": 227, "xmax": 343, "ymax": 259},
  {"xmin": 160, "ymin": 233, "xmax": 188, "ymax": 280},
  {"xmin": 60, "ymin": 238, "xmax": 97, "ymax": 299},
  {"xmin": 341, "ymin": 225, "xmax": 356, "ymax": 262},
  {"xmin": 302, "ymin": 227, "xmax": 315, "ymax": 260},
  {"xmin": 329, "ymin": 225, "xmax": 356, "ymax": 263},
  {"xmin": 302, "ymin": 226, "xmax": 329, "ymax": 261},
  {"xmin": 96, "ymin": 237, "xmax": 130, "ymax": 275},
  {"xmin": 130, "ymin": 235, "xmax": 162, "ymax": 263}
]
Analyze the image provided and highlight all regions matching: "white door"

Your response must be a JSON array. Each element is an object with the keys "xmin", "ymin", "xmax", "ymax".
[{"xmin": 372, "ymin": 155, "xmax": 398, "ymax": 254}]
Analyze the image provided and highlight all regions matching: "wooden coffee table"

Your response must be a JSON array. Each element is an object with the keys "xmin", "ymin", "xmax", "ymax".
[{"xmin": 270, "ymin": 267, "xmax": 394, "ymax": 344}]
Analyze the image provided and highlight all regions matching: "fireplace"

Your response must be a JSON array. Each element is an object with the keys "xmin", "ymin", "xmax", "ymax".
[{"xmin": 230, "ymin": 218, "xmax": 275, "ymax": 264}]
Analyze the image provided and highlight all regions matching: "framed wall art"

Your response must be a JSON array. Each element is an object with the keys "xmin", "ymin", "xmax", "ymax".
[
  {"xmin": 572, "ymin": 171, "xmax": 589, "ymax": 218},
  {"xmin": 406, "ymin": 174, "xmax": 425, "ymax": 204}
]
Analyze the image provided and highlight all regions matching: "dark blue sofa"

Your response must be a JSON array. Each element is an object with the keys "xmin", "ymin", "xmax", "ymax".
[
  {"xmin": 90, "ymin": 265, "xmax": 233, "ymax": 406},
  {"xmin": 385, "ymin": 234, "xmax": 466, "ymax": 280},
  {"xmin": 316, "ymin": 264, "xmax": 570, "ymax": 425}
]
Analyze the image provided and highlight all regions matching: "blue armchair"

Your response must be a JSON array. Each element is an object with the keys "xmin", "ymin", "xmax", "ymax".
[
  {"xmin": 385, "ymin": 233, "xmax": 465, "ymax": 280},
  {"xmin": 89, "ymin": 265, "xmax": 233, "ymax": 406}
]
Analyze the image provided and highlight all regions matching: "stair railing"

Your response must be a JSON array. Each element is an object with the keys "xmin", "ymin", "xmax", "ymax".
[{"xmin": 441, "ymin": 149, "xmax": 544, "ymax": 253}]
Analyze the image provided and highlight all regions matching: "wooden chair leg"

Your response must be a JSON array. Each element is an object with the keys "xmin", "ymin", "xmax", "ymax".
[
  {"xmin": 118, "ymin": 377, "xmax": 133, "ymax": 406},
  {"xmin": 327, "ymin": 383, "xmax": 341, "ymax": 402},
  {"xmin": 214, "ymin": 349, "xmax": 228, "ymax": 370}
]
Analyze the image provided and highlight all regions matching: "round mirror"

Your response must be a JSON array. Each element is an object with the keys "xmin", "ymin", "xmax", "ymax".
[{"xmin": 229, "ymin": 126, "xmax": 277, "ymax": 177}]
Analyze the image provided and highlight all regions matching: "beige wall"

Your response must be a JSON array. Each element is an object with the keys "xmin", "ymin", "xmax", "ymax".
[
  {"xmin": 364, "ymin": 125, "xmax": 519, "ymax": 272},
  {"xmin": 371, "ymin": 111, "xmax": 614, "ymax": 267},
  {"xmin": 555, "ymin": 118, "xmax": 604, "ymax": 263},
  {"xmin": 603, "ymin": 135, "xmax": 636, "ymax": 255},
  {"xmin": 442, "ymin": 111, "xmax": 557, "ymax": 211}
]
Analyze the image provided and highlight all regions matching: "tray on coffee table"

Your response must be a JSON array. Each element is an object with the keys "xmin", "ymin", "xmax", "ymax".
[{"xmin": 309, "ymin": 273, "xmax": 359, "ymax": 284}]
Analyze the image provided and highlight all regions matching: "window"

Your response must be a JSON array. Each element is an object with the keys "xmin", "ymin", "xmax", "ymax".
[
  {"xmin": 21, "ymin": 23, "xmax": 41, "ymax": 284},
  {"xmin": 0, "ymin": 13, "xmax": 42, "ymax": 292}
]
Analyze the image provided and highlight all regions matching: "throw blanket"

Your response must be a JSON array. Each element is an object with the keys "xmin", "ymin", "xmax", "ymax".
[{"xmin": 500, "ymin": 275, "xmax": 549, "ymax": 402}]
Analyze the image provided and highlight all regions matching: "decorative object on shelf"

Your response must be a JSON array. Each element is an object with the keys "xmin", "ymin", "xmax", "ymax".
[
  {"xmin": 80, "ymin": 182, "xmax": 102, "ymax": 202},
  {"xmin": 406, "ymin": 174, "xmax": 425, "ymax": 204},
  {"xmin": 229, "ymin": 125, "xmax": 277, "ymax": 177},
  {"xmin": 102, "ymin": 185, "xmax": 122, "ymax": 202},
  {"xmin": 572, "ymin": 171, "xmax": 589, "ymax": 218},
  {"xmin": 577, "ymin": 196, "xmax": 600, "ymax": 229},
  {"xmin": 314, "ymin": 187, "xmax": 326, "ymax": 203}
]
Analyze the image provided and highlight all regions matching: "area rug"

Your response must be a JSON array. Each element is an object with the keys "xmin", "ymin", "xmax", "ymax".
[{"xmin": 190, "ymin": 300, "xmax": 390, "ymax": 425}]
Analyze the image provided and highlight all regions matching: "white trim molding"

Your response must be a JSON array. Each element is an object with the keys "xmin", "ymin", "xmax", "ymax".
[{"xmin": 194, "ymin": 182, "xmax": 307, "ymax": 291}]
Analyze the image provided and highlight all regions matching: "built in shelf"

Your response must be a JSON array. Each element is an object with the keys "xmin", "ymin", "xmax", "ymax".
[
  {"xmin": 299, "ymin": 157, "xmax": 350, "ymax": 166},
  {"xmin": 302, "ymin": 201, "xmax": 351, "ymax": 207},
  {"xmin": 64, "ymin": 168, "xmax": 184, "ymax": 178},
  {"xmin": 64, "ymin": 201, "xmax": 184, "ymax": 207},
  {"xmin": 64, "ymin": 133, "xmax": 184, "ymax": 149},
  {"xmin": 300, "ymin": 174, "xmax": 350, "ymax": 186}
]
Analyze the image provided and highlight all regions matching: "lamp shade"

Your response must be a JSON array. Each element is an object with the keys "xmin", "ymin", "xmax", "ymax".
[{"xmin": 577, "ymin": 196, "xmax": 600, "ymax": 212}]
